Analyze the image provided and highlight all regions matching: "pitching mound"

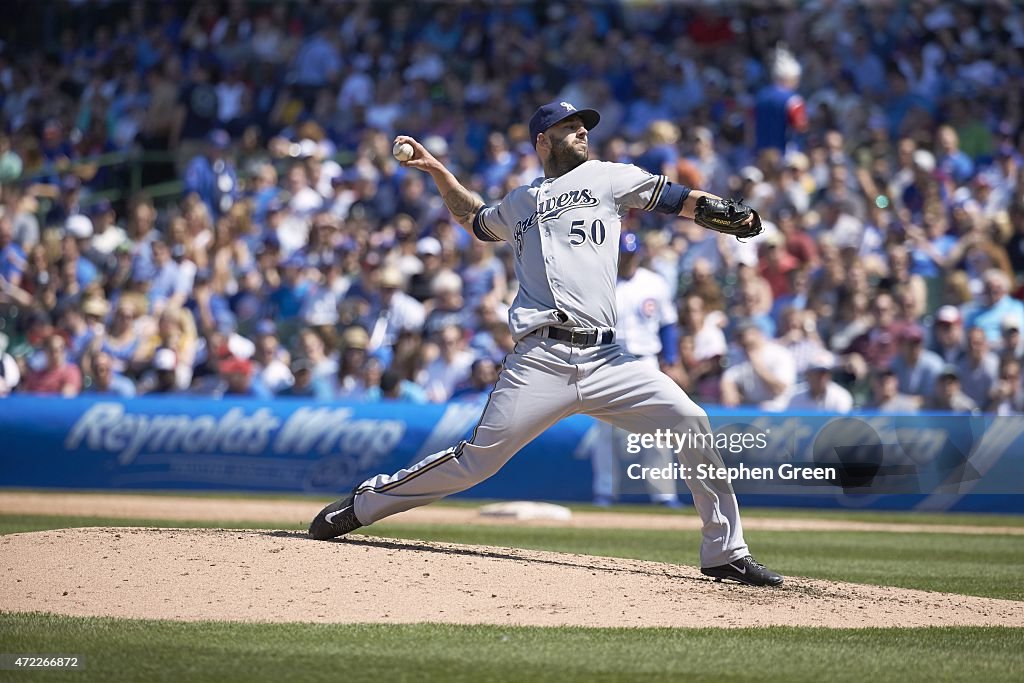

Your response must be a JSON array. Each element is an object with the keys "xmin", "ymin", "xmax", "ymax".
[{"xmin": 2, "ymin": 527, "xmax": 1020, "ymax": 628}]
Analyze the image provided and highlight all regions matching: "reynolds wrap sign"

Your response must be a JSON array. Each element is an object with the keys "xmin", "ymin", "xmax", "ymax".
[
  {"xmin": 0, "ymin": 397, "xmax": 593, "ymax": 498},
  {"xmin": 0, "ymin": 397, "xmax": 1022, "ymax": 512}
]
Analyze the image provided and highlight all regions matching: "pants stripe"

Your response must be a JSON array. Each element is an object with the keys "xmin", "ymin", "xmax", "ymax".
[{"xmin": 354, "ymin": 443, "xmax": 463, "ymax": 495}]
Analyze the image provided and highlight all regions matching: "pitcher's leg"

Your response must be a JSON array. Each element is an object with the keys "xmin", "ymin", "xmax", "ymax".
[
  {"xmin": 582, "ymin": 358, "xmax": 748, "ymax": 567},
  {"xmin": 351, "ymin": 338, "xmax": 577, "ymax": 525}
]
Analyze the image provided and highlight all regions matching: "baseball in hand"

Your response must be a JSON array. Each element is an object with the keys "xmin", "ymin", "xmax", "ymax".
[{"xmin": 393, "ymin": 141, "xmax": 415, "ymax": 162}]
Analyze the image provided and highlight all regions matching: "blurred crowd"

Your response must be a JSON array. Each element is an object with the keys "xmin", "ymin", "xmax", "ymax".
[{"xmin": 2, "ymin": 1, "xmax": 1024, "ymax": 415}]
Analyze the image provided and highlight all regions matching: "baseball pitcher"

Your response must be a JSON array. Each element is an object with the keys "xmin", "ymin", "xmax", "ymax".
[{"xmin": 309, "ymin": 100, "xmax": 780, "ymax": 586}]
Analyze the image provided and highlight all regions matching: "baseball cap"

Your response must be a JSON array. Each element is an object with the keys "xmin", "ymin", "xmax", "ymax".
[
  {"xmin": 528, "ymin": 101, "xmax": 600, "ymax": 147},
  {"xmin": 901, "ymin": 324, "xmax": 925, "ymax": 343},
  {"xmin": 422, "ymin": 135, "xmax": 449, "ymax": 157},
  {"xmin": 220, "ymin": 356, "xmax": 252, "ymax": 376},
  {"xmin": 935, "ymin": 306, "xmax": 961, "ymax": 324},
  {"xmin": 65, "ymin": 214, "xmax": 94, "ymax": 239},
  {"xmin": 341, "ymin": 326, "xmax": 370, "ymax": 350},
  {"xmin": 255, "ymin": 319, "xmax": 277, "ymax": 337},
  {"xmin": 1001, "ymin": 315, "xmax": 1021, "ymax": 333},
  {"xmin": 80, "ymin": 297, "xmax": 110, "ymax": 318},
  {"xmin": 740, "ymin": 166, "xmax": 764, "ymax": 183},
  {"xmin": 939, "ymin": 364, "xmax": 960, "ymax": 380},
  {"xmin": 291, "ymin": 357, "xmax": 314, "ymax": 373},
  {"xmin": 89, "ymin": 199, "xmax": 113, "ymax": 216},
  {"xmin": 207, "ymin": 129, "xmax": 231, "ymax": 149},
  {"xmin": 416, "ymin": 236, "xmax": 442, "ymax": 256},
  {"xmin": 152, "ymin": 347, "xmax": 177, "ymax": 372},
  {"xmin": 378, "ymin": 266, "xmax": 404, "ymax": 289},
  {"xmin": 807, "ymin": 352, "xmax": 836, "ymax": 372}
]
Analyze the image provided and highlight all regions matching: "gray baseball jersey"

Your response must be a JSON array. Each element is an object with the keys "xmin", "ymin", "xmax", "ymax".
[
  {"xmin": 473, "ymin": 160, "xmax": 684, "ymax": 340},
  {"xmin": 315, "ymin": 155, "xmax": 754, "ymax": 570}
]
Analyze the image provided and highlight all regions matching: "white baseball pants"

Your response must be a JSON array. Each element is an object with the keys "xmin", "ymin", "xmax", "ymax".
[{"xmin": 353, "ymin": 334, "xmax": 749, "ymax": 567}]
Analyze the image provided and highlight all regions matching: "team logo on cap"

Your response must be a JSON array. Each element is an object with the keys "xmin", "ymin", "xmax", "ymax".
[{"xmin": 560, "ymin": 102, "xmax": 576, "ymax": 111}]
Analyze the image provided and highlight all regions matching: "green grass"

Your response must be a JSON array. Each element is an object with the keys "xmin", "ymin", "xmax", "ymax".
[
  {"xmin": 1, "ymin": 613, "xmax": 1021, "ymax": 683},
  {"xmin": 2, "ymin": 514, "xmax": 1022, "ymax": 600},
  {"xmin": 5, "ymin": 488, "xmax": 1023, "ymax": 527}
]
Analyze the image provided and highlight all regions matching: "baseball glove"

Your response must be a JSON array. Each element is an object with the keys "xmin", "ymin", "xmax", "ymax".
[{"xmin": 693, "ymin": 196, "xmax": 763, "ymax": 240}]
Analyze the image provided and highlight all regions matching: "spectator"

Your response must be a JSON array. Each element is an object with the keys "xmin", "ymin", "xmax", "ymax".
[
  {"xmin": 989, "ymin": 358, "xmax": 1024, "ymax": 415},
  {"xmin": 297, "ymin": 327, "xmax": 337, "ymax": 382},
  {"xmin": 776, "ymin": 307, "xmax": 825, "ymax": 378},
  {"xmin": 459, "ymin": 240, "xmax": 507, "ymax": 314},
  {"xmin": 87, "ymin": 200, "xmax": 128, "ymax": 261},
  {"xmin": 408, "ymin": 237, "xmax": 445, "ymax": 302},
  {"xmin": 966, "ymin": 270, "xmax": 1024, "ymax": 349},
  {"xmin": 420, "ymin": 324, "xmax": 474, "ymax": 403},
  {"xmin": 785, "ymin": 353, "xmax": 853, "ymax": 413},
  {"xmin": 277, "ymin": 358, "xmax": 332, "ymax": 401},
  {"xmin": 679, "ymin": 293, "xmax": 726, "ymax": 400},
  {"xmin": 98, "ymin": 300, "xmax": 145, "ymax": 375},
  {"xmin": 0, "ymin": 211, "xmax": 27, "ymax": 288},
  {"xmin": 83, "ymin": 350, "xmax": 135, "ymax": 397},
  {"xmin": 451, "ymin": 358, "xmax": 499, "ymax": 403},
  {"xmin": 754, "ymin": 47, "xmax": 807, "ymax": 152},
  {"xmin": 366, "ymin": 266, "xmax": 425, "ymax": 352},
  {"xmin": 956, "ymin": 327, "xmax": 1000, "ymax": 407},
  {"xmin": 184, "ymin": 130, "xmax": 238, "ymax": 219},
  {"xmin": 926, "ymin": 367, "xmax": 979, "ymax": 414},
  {"xmin": 868, "ymin": 368, "xmax": 921, "ymax": 414},
  {"xmin": 213, "ymin": 355, "xmax": 272, "ymax": 399},
  {"xmin": 138, "ymin": 348, "xmax": 182, "ymax": 396},
  {"xmin": 333, "ymin": 326, "xmax": 371, "ymax": 399},
  {"xmin": 23, "ymin": 333, "xmax": 82, "ymax": 397},
  {"xmin": 423, "ymin": 270, "xmax": 467, "ymax": 339},
  {"xmin": 252, "ymin": 325, "xmax": 293, "ymax": 394},
  {"xmin": 929, "ymin": 305, "xmax": 966, "ymax": 363},
  {"xmin": 1000, "ymin": 316, "xmax": 1024, "ymax": 363},
  {"xmin": 720, "ymin": 325, "xmax": 796, "ymax": 412},
  {"xmin": 364, "ymin": 368, "xmax": 427, "ymax": 404},
  {"xmin": 935, "ymin": 125, "xmax": 975, "ymax": 186},
  {"xmin": 843, "ymin": 291, "xmax": 903, "ymax": 369},
  {"xmin": 0, "ymin": 332, "xmax": 21, "ymax": 396},
  {"xmin": 889, "ymin": 325, "xmax": 945, "ymax": 400}
]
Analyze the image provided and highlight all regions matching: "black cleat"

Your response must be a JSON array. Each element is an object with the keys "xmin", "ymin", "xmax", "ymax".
[
  {"xmin": 308, "ymin": 492, "xmax": 363, "ymax": 540},
  {"xmin": 701, "ymin": 556, "xmax": 784, "ymax": 587}
]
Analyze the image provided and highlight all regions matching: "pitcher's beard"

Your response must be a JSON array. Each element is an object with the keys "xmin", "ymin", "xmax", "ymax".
[{"xmin": 547, "ymin": 138, "xmax": 588, "ymax": 177}]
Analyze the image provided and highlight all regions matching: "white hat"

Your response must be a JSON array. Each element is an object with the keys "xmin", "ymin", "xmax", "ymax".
[
  {"xmin": 227, "ymin": 333, "xmax": 256, "ymax": 360},
  {"xmin": 65, "ymin": 214, "xmax": 94, "ymax": 239},
  {"xmin": 912, "ymin": 149, "xmax": 936, "ymax": 173},
  {"xmin": 422, "ymin": 135, "xmax": 449, "ymax": 157},
  {"xmin": 772, "ymin": 47, "xmax": 802, "ymax": 82},
  {"xmin": 416, "ymin": 236, "xmax": 443, "ymax": 256},
  {"xmin": 740, "ymin": 166, "xmax": 764, "ymax": 184},
  {"xmin": 432, "ymin": 270, "xmax": 463, "ymax": 295},
  {"xmin": 152, "ymin": 348, "xmax": 177, "ymax": 371}
]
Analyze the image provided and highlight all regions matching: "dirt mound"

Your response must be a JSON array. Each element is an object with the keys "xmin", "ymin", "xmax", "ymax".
[{"xmin": 2, "ymin": 527, "xmax": 1021, "ymax": 628}]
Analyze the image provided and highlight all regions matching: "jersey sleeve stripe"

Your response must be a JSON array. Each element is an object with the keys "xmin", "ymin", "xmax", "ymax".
[
  {"xmin": 472, "ymin": 211, "xmax": 502, "ymax": 242},
  {"xmin": 642, "ymin": 175, "xmax": 667, "ymax": 212}
]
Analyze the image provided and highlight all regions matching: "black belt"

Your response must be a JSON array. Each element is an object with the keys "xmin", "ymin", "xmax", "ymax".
[{"xmin": 533, "ymin": 326, "xmax": 615, "ymax": 347}]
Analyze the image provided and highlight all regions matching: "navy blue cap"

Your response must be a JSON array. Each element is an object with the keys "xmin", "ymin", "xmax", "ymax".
[
  {"xmin": 90, "ymin": 199, "xmax": 113, "ymax": 216},
  {"xmin": 620, "ymin": 232, "xmax": 641, "ymax": 254},
  {"xmin": 528, "ymin": 101, "xmax": 600, "ymax": 147},
  {"xmin": 207, "ymin": 129, "xmax": 230, "ymax": 149}
]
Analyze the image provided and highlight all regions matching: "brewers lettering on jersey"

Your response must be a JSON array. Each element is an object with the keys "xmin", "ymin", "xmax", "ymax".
[{"xmin": 309, "ymin": 99, "xmax": 783, "ymax": 587}]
